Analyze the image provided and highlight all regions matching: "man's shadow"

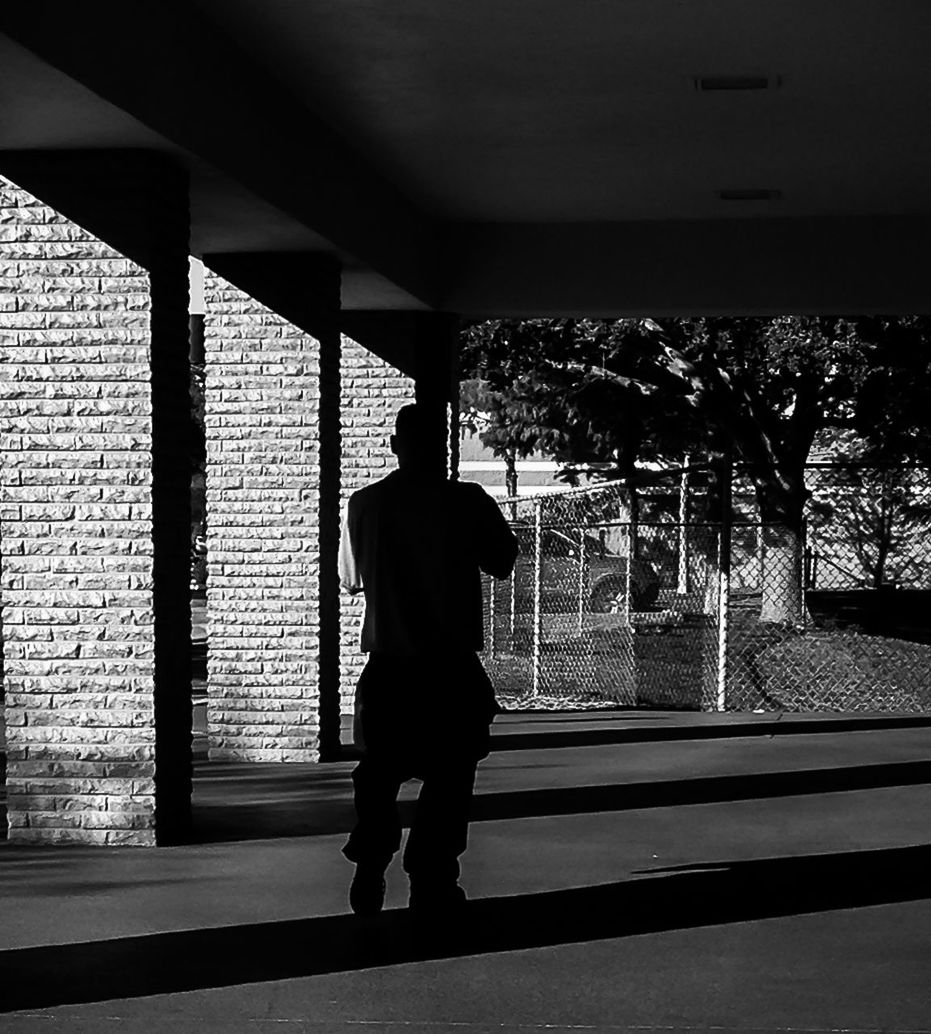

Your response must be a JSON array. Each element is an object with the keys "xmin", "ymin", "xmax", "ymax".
[{"xmin": 2, "ymin": 842, "xmax": 930, "ymax": 1013}]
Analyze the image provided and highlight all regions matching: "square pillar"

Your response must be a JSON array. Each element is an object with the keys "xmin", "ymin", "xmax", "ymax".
[
  {"xmin": 338, "ymin": 338, "xmax": 415, "ymax": 721},
  {"xmin": 316, "ymin": 314, "xmax": 342, "ymax": 758},
  {"xmin": 0, "ymin": 154, "xmax": 191, "ymax": 844},
  {"xmin": 413, "ymin": 313, "xmax": 461, "ymax": 480},
  {"xmin": 335, "ymin": 315, "xmax": 456, "ymax": 743},
  {"xmin": 202, "ymin": 258, "xmax": 340, "ymax": 761}
]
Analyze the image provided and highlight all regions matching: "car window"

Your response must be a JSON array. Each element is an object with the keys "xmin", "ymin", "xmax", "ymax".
[
  {"xmin": 512, "ymin": 526, "xmax": 534, "ymax": 553},
  {"xmin": 582, "ymin": 533, "xmax": 606, "ymax": 557},
  {"xmin": 542, "ymin": 529, "xmax": 577, "ymax": 558}
]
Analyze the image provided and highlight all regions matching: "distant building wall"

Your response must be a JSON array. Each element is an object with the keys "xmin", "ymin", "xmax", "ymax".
[{"xmin": 458, "ymin": 432, "xmax": 568, "ymax": 496}]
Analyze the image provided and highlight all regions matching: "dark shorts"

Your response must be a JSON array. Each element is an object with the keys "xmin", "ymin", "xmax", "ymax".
[{"xmin": 354, "ymin": 651, "xmax": 500, "ymax": 767}]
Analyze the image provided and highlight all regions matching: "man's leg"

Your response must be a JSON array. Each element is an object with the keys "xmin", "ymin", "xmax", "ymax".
[
  {"xmin": 403, "ymin": 756, "xmax": 479, "ymax": 906},
  {"xmin": 343, "ymin": 756, "xmax": 406, "ymax": 865},
  {"xmin": 343, "ymin": 755, "xmax": 406, "ymax": 914}
]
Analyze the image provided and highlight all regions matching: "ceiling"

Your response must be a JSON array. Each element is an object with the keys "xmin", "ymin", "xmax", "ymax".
[
  {"xmin": 197, "ymin": 0, "xmax": 931, "ymax": 223},
  {"xmin": 2, "ymin": 1, "xmax": 931, "ymax": 315}
]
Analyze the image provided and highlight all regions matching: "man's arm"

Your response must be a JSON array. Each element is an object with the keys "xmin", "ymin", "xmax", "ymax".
[
  {"xmin": 472, "ymin": 486, "xmax": 519, "ymax": 579},
  {"xmin": 338, "ymin": 501, "xmax": 364, "ymax": 594}
]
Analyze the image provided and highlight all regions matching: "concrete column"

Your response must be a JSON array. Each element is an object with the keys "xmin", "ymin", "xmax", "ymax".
[
  {"xmin": 330, "ymin": 313, "xmax": 458, "ymax": 740},
  {"xmin": 316, "ymin": 316, "xmax": 342, "ymax": 759},
  {"xmin": 337, "ymin": 338, "xmax": 415, "ymax": 721},
  {"xmin": 201, "ymin": 256, "xmax": 340, "ymax": 762},
  {"xmin": 412, "ymin": 313, "xmax": 461, "ymax": 480},
  {"xmin": 0, "ymin": 154, "xmax": 191, "ymax": 845}
]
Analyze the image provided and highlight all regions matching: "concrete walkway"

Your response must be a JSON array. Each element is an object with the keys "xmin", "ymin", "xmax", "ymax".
[{"xmin": 2, "ymin": 711, "xmax": 931, "ymax": 1032}]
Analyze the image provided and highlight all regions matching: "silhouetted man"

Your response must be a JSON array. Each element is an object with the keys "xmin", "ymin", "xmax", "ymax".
[{"xmin": 339, "ymin": 403, "xmax": 518, "ymax": 915}]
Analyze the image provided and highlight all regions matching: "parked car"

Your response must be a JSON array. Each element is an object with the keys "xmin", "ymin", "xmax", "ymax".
[{"xmin": 509, "ymin": 525, "xmax": 661, "ymax": 613}]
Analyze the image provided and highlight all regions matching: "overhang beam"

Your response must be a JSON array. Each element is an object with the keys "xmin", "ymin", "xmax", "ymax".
[
  {"xmin": 443, "ymin": 217, "xmax": 931, "ymax": 317},
  {"xmin": 0, "ymin": 5, "xmax": 439, "ymax": 307}
]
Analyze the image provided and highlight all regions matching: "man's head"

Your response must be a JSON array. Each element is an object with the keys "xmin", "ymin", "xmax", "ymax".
[{"xmin": 390, "ymin": 403, "xmax": 445, "ymax": 475}]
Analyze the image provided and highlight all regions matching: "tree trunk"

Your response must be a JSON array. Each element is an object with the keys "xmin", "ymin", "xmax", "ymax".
[
  {"xmin": 757, "ymin": 478, "xmax": 806, "ymax": 625},
  {"xmin": 872, "ymin": 490, "xmax": 893, "ymax": 587},
  {"xmin": 759, "ymin": 524, "xmax": 805, "ymax": 624},
  {"xmin": 505, "ymin": 450, "xmax": 518, "ymax": 499}
]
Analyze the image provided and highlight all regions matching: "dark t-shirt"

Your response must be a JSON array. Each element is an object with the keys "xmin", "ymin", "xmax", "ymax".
[{"xmin": 340, "ymin": 470, "xmax": 518, "ymax": 656}]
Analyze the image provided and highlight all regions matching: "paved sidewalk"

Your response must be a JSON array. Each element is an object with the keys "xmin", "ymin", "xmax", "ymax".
[{"xmin": 2, "ymin": 711, "xmax": 931, "ymax": 1032}]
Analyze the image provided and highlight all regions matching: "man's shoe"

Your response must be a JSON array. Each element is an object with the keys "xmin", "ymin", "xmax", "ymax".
[
  {"xmin": 349, "ymin": 864, "xmax": 387, "ymax": 916},
  {"xmin": 408, "ymin": 882, "xmax": 467, "ymax": 914}
]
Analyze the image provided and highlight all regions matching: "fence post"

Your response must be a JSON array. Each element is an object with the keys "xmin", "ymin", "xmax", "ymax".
[
  {"xmin": 488, "ymin": 573, "xmax": 497, "ymax": 657},
  {"xmin": 800, "ymin": 519, "xmax": 809, "ymax": 628},
  {"xmin": 757, "ymin": 527, "xmax": 765, "ymax": 594},
  {"xmin": 532, "ymin": 497, "xmax": 542, "ymax": 697},
  {"xmin": 509, "ymin": 564, "xmax": 517, "ymax": 638},
  {"xmin": 716, "ymin": 456, "xmax": 732, "ymax": 711},
  {"xmin": 578, "ymin": 526, "xmax": 586, "ymax": 635},
  {"xmin": 677, "ymin": 456, "xmax": 690, "ymax": 594},
  {"xmin": 624, "ymin": 521, "xmax": 632, "ymax": 625}
]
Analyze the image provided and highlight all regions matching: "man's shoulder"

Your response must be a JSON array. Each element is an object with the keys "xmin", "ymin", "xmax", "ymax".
[
  {"xmin": 449, "ymin": 480, "xmax": 510, "ymax": 522},
  {"xmin": 350, "ymin": 475, "xmax": 498, "ymax": 511},
  {"xmin": 347, "ymin": 474, "xmax": 396, "ymax": 513},
  {"xmin": 451, "ymin": 479, "xmax": 497, "ymax": 505}
]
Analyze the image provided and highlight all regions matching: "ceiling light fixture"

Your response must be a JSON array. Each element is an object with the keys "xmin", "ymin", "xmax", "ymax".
[
  {"xmin": 718, "ymin": 189, "xmax": 783, "ymax": 201},
  {"xmin": 695, "ymin": 75, "xmax": 779, "ymax": 91}
]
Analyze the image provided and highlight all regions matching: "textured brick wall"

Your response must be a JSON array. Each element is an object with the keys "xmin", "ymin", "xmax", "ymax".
[
  {"xmin": 203, "ymin": 270, "xmax": 321, "ymax": 761},
  {"xmin": 339, "ymin": 338, "xmax": 414, "ymax": 713},
  {"xmin": 0, "ymin": 176, "xmax": 158, "ymax": 844},
  {"xmin": 0, "ymin": 175, "xmax": 409, "ymax": 831}
]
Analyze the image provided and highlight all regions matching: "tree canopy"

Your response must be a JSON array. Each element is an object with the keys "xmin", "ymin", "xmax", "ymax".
[
  {"xmin": 461, "ymin": 315, "xmax": 931, "ymax": 524},
  {"xmin": 462, "ymin": 315, "xmax": 931, "ymax": 622}
]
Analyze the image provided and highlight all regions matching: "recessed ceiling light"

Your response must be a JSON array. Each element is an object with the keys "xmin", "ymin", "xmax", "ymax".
[
  {"xmin": 718, "ymin": 189, "xmax": 783, "ymax": 201},
  {"xmin": 695, "ymin": 75, "xmax": 779, "ymax": 91}
]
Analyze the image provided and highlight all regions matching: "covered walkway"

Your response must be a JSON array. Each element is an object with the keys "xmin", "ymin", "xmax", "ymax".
[
  {"xmin": 2, "ymin": 7, "xmax": 931, "ymax": 1026},
  {"xmin": 3, "ymin": 1, "xmax": 931, "ymax": 846},
  {"xmin": 2, "ymin": 711, "xmax": 931, "ymax": 1029}
]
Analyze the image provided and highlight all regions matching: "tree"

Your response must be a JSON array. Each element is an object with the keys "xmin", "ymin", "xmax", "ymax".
[
  {"xmin": 811, "ymin": 318, "xmax": 931, "ymax": 591},
  {"xmin": 462, "ymin": 319, "xmax": 696, "ymax": 481},
  {"xmin": 850, "ymin": 316, "xmax": 931, "ymax": 466},
  {"xmin": 459, "ymin": 377, "xmax": 521, "ymax": 498},
  {"xmin": 462, "ymin": 316, "xmax": 931, "ymax": 623},
  {"xmin": 807, "ymin": 434, "xmax": 931, "ymax": 590}
]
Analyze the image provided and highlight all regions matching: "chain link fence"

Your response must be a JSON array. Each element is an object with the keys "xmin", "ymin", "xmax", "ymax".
[
  {"xmin": 805, "ymin": 464, "xmax": 931, "ymax": 591},
  {"xmin": 725, "ymin": 466, "xmax": 931, "ymax": 712},
  {"xmin": 482, "ymin": 466, "xmax": 931, "ymax": 714},
  {"xmin": 481, "ymin": 483, "xmax": 721, "ymax": 710}
]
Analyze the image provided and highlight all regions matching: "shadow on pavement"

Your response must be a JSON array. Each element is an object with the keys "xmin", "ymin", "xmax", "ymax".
[
  {"xmin": 2, "ymin": 842, "xmax": 929, "ymax": 1013},
  {"xmin": 192, "ymin": 758, "xmax": 931, "ymax": 843},
  {"xmin": 499, "ymin": 712, "xmax": 669, "ymax": 722},
  {"xmin": 488, "ymin": 713, "xmax": 931, "ymax": 752},
  {"xmin": 468, "ymin": 759, "xmax": 931, "ymax": 820}
]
